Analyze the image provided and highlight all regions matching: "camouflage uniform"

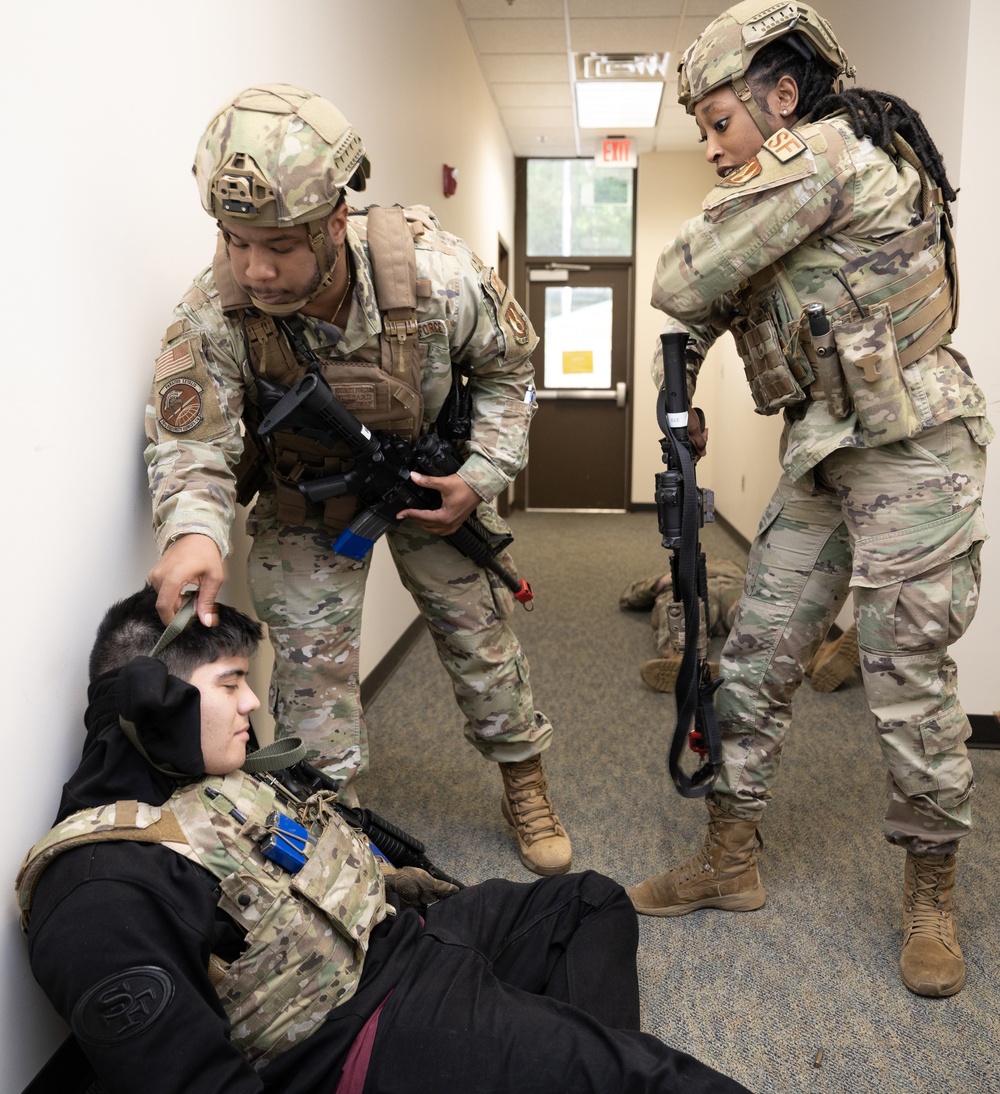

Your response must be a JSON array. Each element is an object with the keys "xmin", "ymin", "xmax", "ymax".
[
  {"xmin": 620, "ymin": 559, "xmax": 744, "ymax": 654},
  {"xmin": 651, "ymin": 115, "xmax": 992, "ymax": 853},
  {"xmin": 146, "ymin": 211, "xmax": 550, "ymax": 786},
  {"xmin": 649, "ymin": 559, "xmax": 744, "ymax": 657}
]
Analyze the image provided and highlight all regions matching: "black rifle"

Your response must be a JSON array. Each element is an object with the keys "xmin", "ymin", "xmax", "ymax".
[
  {"xmin": 269, "ymin": 760, "xmax": 464, "ymax": 888},
  {"xmin": 256, "ymin": 369, "xmax": 533, "ymax": 606},
  {"xmin": 655, "ymin": 332, "xmax": 723, "ymax": 797}
]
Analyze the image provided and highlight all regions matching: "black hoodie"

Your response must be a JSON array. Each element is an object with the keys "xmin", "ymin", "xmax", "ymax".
[{"xmin": 26, "ymin": 659, "xmax": 418, "ymax": 1094}]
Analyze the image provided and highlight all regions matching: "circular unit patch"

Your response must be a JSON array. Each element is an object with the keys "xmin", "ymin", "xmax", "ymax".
[{"xmin": 158, "ymin": 378, "xmax": 205, "ymax": 433}]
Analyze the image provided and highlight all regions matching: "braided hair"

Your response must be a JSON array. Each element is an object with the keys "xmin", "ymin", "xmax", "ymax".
[
  {"xmin": 812, "ymin": 87, "xmax": 957, "ymax": 216},
  {"xmin": 747, "ymin": 38, "xmax": 957, "ymax": 221}
]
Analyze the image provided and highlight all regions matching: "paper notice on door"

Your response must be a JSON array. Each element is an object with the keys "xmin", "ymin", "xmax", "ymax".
[{"xmin": 562, "ymin": 350, "xmax": 594, "ymax": 375}]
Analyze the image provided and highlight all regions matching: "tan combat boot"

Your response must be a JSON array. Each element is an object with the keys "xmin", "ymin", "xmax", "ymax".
[
  {"xmin": 500, "ymin": 755, "xmax": 572, "ymax": 875},
  {"xmin": 900, "ymin": 852, "xmax": 965, "ymax": 997},
  {"xmin": 808, "ymin": 623, "xmax": 860, "ymax": 692},
  {"xmin": 640, "ymin": 656, "xmax": 720, "ymax": 693},
  {"xmin": 628, "ymin": 800, "xmax": 765, "ymax": 916}
]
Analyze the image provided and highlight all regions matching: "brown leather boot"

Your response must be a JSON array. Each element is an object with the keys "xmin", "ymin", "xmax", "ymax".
[
  {"xmin": 900, "ymin": 851, "xmax": 965, "ymax": 997},
  {"xmin": 500, "ymin": 755, "xmax": 572, "ymax": 876},
  {"xmin": 628, "ymin": 801, "xmax": 765, "ymax": 916}
]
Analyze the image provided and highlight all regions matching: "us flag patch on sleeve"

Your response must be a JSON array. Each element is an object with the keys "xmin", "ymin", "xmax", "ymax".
[
  {"xmin": 763, "ymin": 128, "xmax": 807, "ymax": 163},
  {"xmin": 155, "ymin": 340, "xmax": 197, "ymax": 382}
]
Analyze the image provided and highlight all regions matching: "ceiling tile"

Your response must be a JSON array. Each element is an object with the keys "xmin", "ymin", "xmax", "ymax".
[
  {"xmin": 481, "ymin": 53, "xmax": 570, "ymax": 82},
  {"xmin": 457, "ymin": 0, "xmax": 734, "ymax": 156},
  {"xmin": 501, "ymin": 106, "xmax": 576, "ymax": 130},
  {"xmin": 568, "ymin": 0, "xmax": 687, "ymax": 15},
  {"xmin": 467, "ymin": 17, "xmax": 566, "ymax": 53},
  {"xmin": 570, "ymin": 17, "xmax": 678, "ymax": 54},
  {"xmin": 457, "ymin": 0, "xmax": 564, "ymax": 17},
  {"xmin": 506, "ymin": 126, "xmax": 579, "ymax": 157},
  {"xmin": 492, "ymin": 82, "xmax": 572, "ymax": 108}
]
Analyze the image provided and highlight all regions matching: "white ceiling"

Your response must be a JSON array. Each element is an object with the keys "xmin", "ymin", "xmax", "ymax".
[{"xmin": 454, "ymin": 0, "xmax": 733, "ymax": 158}]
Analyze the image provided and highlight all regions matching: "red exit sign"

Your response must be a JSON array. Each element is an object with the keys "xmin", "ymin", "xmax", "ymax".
[{"xmin": 597, "ymin": 138, "xmax": 636, "ymax": 167}]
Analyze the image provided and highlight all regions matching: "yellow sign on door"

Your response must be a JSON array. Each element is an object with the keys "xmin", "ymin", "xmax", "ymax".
[{"xmin": 562, "ymin": 350, "xmax": 594, "ymax": 375}]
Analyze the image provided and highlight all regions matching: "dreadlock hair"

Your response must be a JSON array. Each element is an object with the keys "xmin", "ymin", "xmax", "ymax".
[
  {"xmin": 811, "ymin": 87, "xmax": 958, "ymax": 219},
  {"xmin": 746, "ymin": 37, "xmax": 957, "ymax": 223},
  {"xmin": 89, "ymin": 584, "xmax": 263, "ymax": 683}
]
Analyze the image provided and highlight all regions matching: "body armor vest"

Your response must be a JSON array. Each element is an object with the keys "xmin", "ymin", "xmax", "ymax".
[
  {"xmin": 218, "ymin": 205, "xmax": 431, "ymax": 528},
  {"xmin": 16, "ymin": 770, "xmax": 388, "ymax": 1068},
  {"xmin": 732, "ymin": 130, "xmax": 959, "ymax": 445}
]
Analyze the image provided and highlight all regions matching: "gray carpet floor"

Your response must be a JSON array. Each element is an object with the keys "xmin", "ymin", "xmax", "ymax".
[{"xmin": 358, "ymin": 510, "xmax": 1000, "ymax": 1094}]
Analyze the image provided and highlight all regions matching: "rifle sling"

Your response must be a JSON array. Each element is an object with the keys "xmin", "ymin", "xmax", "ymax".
[{"xmin": 656, "ymin": 389, "xmax": 723, "ymax": 797}]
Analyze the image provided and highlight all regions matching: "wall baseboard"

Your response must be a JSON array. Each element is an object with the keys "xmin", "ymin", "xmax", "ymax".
[
  {"xmin": 968, "ymin": 712, "xmax": 1000, "ymax": 749},
  {"xmin": 360, "ymin": 618, "xmax": 425, "ymax": 707}
]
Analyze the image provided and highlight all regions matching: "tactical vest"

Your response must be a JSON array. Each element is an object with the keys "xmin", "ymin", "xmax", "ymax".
[
  {"xmin": 219, "ymin": 205, "xmax": 432, "ymax": 528},
  {"xmin": 732, "ymin": 130, "xmax": 959, "ymax": 446},
  {"xmin": 16, "ymin": 770, "xmax": 388, "ymax": 1068}
]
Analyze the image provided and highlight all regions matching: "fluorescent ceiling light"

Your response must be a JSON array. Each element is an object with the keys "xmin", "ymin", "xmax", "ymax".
[{"xmin": 575, "ymin": 80, "xmax": 664, "ymax": 129}]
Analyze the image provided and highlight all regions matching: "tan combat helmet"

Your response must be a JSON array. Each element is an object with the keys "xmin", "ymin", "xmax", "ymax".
[
  {"xmin": 677, "ymin": 1, "xmax": 854, "ymax": 137},
  {"xmin": 193, "ymin": 84, "xmax": 369, "ymax": 314}
]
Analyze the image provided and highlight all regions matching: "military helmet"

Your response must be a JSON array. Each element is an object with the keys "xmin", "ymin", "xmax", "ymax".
[
  {"xmin": 193, "ymin": 83, "xmax": 368, "ymax": 227},
  {"xmin": 677, "ymin": 1, "xmax": 853, "ymax": 128}
]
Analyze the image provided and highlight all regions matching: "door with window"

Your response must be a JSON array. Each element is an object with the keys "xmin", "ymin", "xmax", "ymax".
[
  {"xmin": 516, "ymin": 157, "xmax": 635, "ymax": 511},
  {"xmin": 524, "ymin": 264, "xmax": 632, "ymax": 510}
]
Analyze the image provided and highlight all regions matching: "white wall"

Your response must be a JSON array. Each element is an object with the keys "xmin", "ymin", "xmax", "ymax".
[
  {"xmin": 1, "ymin": 2, "xmax": 515, "ymax": 1086},
  {"xmin": 952, "ymin": 0, "xmax": 1000, "ymax": 712}
]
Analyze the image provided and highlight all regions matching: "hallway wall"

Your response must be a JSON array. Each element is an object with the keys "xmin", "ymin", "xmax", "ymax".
[{"xmin": 1, "ymin": 2, "xmax": 515, "ymax": 1085}]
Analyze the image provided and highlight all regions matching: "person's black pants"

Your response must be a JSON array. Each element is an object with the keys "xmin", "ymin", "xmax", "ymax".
[{"xmin": 363, "ymin": 871, "xmax": 749, "ymax": 1093}]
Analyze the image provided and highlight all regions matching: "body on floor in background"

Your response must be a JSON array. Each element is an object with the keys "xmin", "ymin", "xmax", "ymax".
[{"xmin": 620, "ymin": 560, "xmax": 861, "ymax": 694}]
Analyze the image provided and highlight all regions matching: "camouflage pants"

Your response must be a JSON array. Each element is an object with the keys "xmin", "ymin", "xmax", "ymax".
[
  {"xmin": 714, "ymin": 418, "xmax": 987, "ymax": 854},
  {"xmin": 650, "ymin": 558, "xmax": 745, "ymax": 656},
  {"xmin": 245, "ymin": 490, "xmax": 551, "ymax": 791}
]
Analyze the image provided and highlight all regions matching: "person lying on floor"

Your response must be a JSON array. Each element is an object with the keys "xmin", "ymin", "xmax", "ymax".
[
  {"xmin": 16, "ymin": 585, "xmax": 751, "ymax": 1094},
  {"xmin": 621, "ymin": 560, "xmax": 859, "ymax": 694}
]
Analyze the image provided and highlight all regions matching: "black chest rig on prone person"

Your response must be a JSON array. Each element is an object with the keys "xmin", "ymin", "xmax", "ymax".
[{"xmin": 218, "ymin": 205, "xmax": 431, "ymax": 531}]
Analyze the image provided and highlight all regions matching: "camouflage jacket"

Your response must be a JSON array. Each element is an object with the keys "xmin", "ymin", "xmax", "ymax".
[
  {"xmin": 145, "ymin": 206, "xmax": 538, "ymax": 557},
  {"xmin": 16, "ymin": 769, "xmax": 388, "ymax": 1068},
  {"xmin": 651, "ymin": 115, "xmax": 993, "ymax": 479}
]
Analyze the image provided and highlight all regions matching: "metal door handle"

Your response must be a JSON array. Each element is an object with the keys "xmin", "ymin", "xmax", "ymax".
[{"xmin": 535, "ymin": 385, "xmax": 628, "ymax": 405}]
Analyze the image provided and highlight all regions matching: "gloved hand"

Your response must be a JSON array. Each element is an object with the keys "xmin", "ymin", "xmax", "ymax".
[{"xmin": 381, "ymin": 865, "xmax": 459, "ymax": 907}]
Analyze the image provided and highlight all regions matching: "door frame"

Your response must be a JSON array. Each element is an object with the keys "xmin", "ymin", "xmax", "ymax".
[
  {"xmin": 523, "ymin": 262, "xmax": 634, "ymax": 511},
  {"xmin": 513, "ymin": 158, "xmax": 637, "ymax": 510}
]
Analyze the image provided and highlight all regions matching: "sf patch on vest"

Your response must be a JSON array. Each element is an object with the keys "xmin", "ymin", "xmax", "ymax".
[{"xmin": 154, "ymin": 336, "xmax": 227, "ymax": 439}]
